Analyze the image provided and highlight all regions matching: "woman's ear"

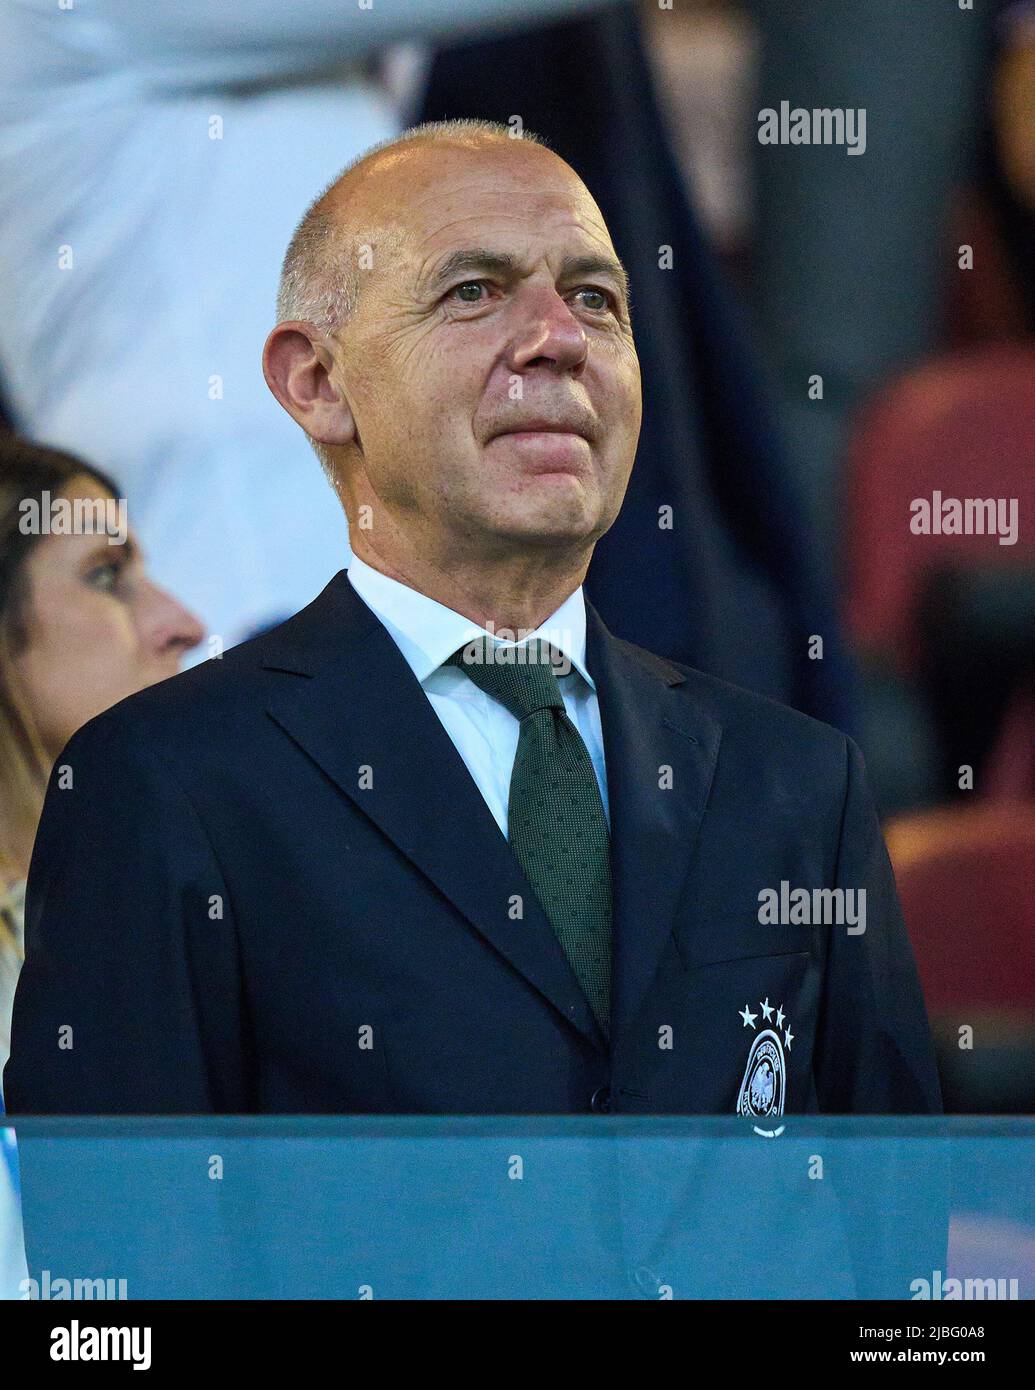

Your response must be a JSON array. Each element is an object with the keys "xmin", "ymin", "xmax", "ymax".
[{"xmin": 262, "ymin": 321, "xmax": 356, "ymax": 448}]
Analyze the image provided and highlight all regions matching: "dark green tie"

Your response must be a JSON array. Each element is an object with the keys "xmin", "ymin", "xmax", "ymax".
[{"xmin": 447, "ymin": 636, "xmax": 612, "ymax": 1035}]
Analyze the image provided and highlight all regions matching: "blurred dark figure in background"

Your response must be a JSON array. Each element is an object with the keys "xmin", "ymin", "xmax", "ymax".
[
  {"xmin": 977, "ymin": 1, "xmax": 1035, "ymax": 336},
  {"xmin": 748, "ymin": 0, "xmax": 993, "ymax": 557}
]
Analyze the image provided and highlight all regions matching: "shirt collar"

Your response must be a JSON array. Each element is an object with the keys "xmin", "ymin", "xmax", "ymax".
[{"xmin": 346, "ymin": 554, "xmax": 595, "ymax": 690}]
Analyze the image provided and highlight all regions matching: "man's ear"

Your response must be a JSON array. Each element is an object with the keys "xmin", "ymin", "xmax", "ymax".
[{"xmin": 262, "ymin": 321, "xmax": 356, "ymax": 448}]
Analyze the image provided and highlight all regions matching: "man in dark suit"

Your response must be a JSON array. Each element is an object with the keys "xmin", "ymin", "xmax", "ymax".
[{"xmin": 5, "ymin": 120, "xmax": 941, "ymax": 1116}]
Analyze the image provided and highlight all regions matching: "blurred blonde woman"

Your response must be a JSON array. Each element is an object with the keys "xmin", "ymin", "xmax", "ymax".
[{"xmin": 0, "ymin": 437, "xmax": 204, "ymax": 1093}]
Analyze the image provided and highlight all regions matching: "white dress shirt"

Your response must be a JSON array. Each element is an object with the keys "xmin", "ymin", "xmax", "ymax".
[{"xmin": 347, "ymin": 556, "xmax": 610, "ymax": 838}]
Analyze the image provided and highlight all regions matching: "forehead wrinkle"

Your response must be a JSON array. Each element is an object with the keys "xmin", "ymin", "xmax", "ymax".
[
  {"xmin": 397, "ymin": 155, "xmax": 600, "ymax": 231},
  {"xmin": 339, "ymin": 149, "xmax": 625, "ymax": 310},
  {"xmin": 412, "ymin": 200, "xmax": 619, "ymax": 263}
]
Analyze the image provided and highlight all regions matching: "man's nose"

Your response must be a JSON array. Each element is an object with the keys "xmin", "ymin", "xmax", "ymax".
[
  {"xmin": 137, "ymin": 580, "xmax": 206, "ymax": 663},
  {"xmin": 508, "ymin": 288, "xmax": 589, "ymax": 373}
]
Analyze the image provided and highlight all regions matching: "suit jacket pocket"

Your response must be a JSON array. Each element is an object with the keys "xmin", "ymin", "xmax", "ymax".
[{"xmin": 673, "ymin": 914, "xmax": 815, "ymax": 972}]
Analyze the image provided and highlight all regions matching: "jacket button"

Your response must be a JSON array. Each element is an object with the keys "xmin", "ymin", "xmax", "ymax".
[{"xmin": 590, "ymin": 1085, "xmax": 612, "ymax": 1114}]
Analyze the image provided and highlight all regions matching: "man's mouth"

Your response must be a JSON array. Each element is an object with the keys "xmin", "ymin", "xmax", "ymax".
[
  {"xmin": 490, "ymin": 428, "xmax": 590, "ymax": 473},
  {"xmin": 491, "ymin": 417, "xmax": 590, "ymax": 441},
  {"xmin": 498, "ymin": 429, "xmax": 584, "ymax": 442}
]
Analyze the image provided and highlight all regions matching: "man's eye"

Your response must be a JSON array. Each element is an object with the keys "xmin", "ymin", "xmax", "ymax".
[
  {"xmin": 574, "ymin": 287, "xmax": 612, "ymax": 313},
  {"xmin": 446, "ymin": 281, "xmax": 614, "ymax": 311},
  {"xmin": 451, "ymin": 281, "xmax": 487, "ymax": 304}
]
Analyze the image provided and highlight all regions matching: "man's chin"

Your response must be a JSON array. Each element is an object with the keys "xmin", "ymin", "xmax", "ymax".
[{"xmin": 490, "ymin": 506, "xmax": 607, "ymax": 550}]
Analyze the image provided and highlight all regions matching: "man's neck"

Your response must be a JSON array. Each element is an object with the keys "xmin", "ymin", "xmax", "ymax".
[{"xmin": 350, "ymin": 539, "xmax": 590, "ymax": 636}]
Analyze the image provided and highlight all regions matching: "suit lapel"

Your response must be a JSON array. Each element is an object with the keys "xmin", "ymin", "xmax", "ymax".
[
  {"xmin": 585, "ymin": 602, "xmax": 723, "ymax": 1043},
  {"xmin": 261, "ymin": 572, "xmax": 608, "ymax": 1054},
  {"xmin": 259, "ymin": 572, "xmax": 723, "ymax": 1057}
]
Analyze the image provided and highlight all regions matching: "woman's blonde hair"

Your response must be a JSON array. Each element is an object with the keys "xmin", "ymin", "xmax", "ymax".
[{"xmin": 0, "ymin": 435, "xmax": 121, "ymax": 952}]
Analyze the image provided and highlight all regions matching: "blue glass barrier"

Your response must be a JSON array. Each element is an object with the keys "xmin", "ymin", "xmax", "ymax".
[{"xmin": 1, "ymin": 1117, "xmax": 1033, "ymax": 1299}]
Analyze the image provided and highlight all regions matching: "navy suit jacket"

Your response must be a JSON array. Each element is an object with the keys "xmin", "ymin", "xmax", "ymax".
[{"xmin": 5, "ymin": 572, "xmax": 940, "ymax": 1115}]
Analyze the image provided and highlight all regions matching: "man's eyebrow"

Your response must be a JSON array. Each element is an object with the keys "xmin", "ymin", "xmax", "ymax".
[
  {"xmin": 425, "ymin": 248, "xmax": 631, "ymax": 304},
  {"xmin": 560, "ymin": 254, "xmax": 631, "ymax": 305},
  {"xmin": 426, "ymin": 249, "xmax": 518, "ymax": 290}
]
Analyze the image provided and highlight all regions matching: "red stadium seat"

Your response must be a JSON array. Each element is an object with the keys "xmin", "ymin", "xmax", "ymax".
[
  {"xmin": 844, "ymin": 347, "xmax": 1035, "ymax": 678},
  {"xmin": 887, "ymin": 804, "xmax": 1035, "ymax": 1013},
  {"xmin": 885, "ymin": 804, "xmax": 1035, "ymax": 1111}
]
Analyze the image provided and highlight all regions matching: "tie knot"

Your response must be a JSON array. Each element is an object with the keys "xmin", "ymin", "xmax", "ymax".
[{"xmin": 447, "ymin": 636, "xmax": 566, "ymax": 721}]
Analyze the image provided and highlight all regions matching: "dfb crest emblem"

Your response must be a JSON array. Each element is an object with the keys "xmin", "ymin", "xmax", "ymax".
[{"xmin": 736, "ymin": 998, "xmax": 793, "ymax": 1118}]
